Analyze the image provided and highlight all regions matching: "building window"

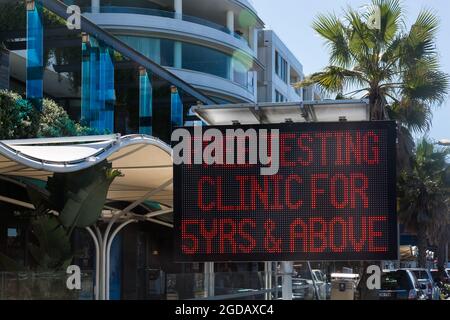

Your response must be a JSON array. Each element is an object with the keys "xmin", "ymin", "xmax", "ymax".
[
  {"xmin": 275, "ymin": 51, "xmax": 288, "ymax": 83},
  {"xmin": 118, "ymin": 35, "xmax": 253, "ymax": 91},
  {"xmin": 275, "ymin": 90, "xmax": 286, "ymax": 102}
]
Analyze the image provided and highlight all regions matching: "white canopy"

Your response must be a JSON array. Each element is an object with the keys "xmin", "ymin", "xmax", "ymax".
[
  {"xmin": 192, "ymin": 100, "xmax": 370, "ymax": 125},
  {"xmin": 0, "ymin": 134, "xmax": 173, "ymax": 208}
]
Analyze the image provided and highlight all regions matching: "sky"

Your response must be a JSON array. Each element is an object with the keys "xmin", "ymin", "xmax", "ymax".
[{"xmin": 252, "ymin": 0, "xmax": 450, "ymax": 142}]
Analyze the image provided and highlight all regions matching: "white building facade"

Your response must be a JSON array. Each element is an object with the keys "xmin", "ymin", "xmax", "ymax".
[
  {"xmin": 257, "ymin": 30, "xmax": 304, "ymax": 103},
  {"xmin": 78, "ymin": 0, "xmax": 308, "ymax": 104}
]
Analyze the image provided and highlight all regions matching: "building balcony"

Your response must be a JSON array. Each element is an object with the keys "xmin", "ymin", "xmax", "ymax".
[
  {"xmin": 81, "ymin": 6, "xmax": 252, "ymax": 50},
  {"xmin": 168, "ymin": 67, "xmax": 256, "ymax": 103}
]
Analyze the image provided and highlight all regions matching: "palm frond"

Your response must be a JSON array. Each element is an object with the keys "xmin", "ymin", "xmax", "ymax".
[
  {"xmin": 296, "ymin": 66, "xmax": 368, "ymax": 94},
  {"xmin": 372, "ymin": 0, "xmax": 404, "ymax": 43},
  {"xmin": 312, "ymin": 13, "xmax": 352, "ymax": 67},
  {"xmin": 388, "ymin": 99, "xmax": 433, "ymax": 133}
]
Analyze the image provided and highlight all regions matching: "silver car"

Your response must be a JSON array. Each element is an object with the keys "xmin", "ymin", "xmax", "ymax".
[{"xmin": 402, "ymin": 268, "xmax": 440, "ymax": 300}]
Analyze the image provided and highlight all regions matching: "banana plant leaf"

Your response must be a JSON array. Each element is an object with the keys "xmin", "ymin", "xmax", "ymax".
[
  {"xmin": 0, "ymin": 252, "xmax": 23, "ymax": 271},
  {"xmin": 48, "ymin": 161, "xmax": 122, "ymax": 230},
  {"xmin": 27, "ymin": 215, "xmax": 72, "ymax": 271},
  {"xmin": 59, "ymin": 171, "xmax": 120, "ymax": 229}
]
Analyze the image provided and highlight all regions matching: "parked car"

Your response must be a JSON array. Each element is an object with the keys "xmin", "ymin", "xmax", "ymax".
[
  {"xmin": 430, "ymin": 269, "xmax": 450, "ymax": 284},
  {"xmin": 404, "ymin": 268, "xmax": 440, "ymax": 300},
  {"xmin": 292, "ymin": 277, "xmax": 315, "ymax": 300},
  {"xmin": 292, "ymin": 264, "xmax": 321, "ymax": 300},
  {"xmin": 312, "ymin": 269, "xmax": 330, "ymax": 300},
  {"xmin": 378, "ymin": 270, "xmax": 427, "ymax": 300}
]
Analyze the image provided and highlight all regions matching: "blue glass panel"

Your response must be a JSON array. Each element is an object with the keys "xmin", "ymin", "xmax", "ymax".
[
  {"xmin": 139, "ymin": 69, "xmax": 153, "ymax": 135},
  {"xmin": 81, "ymin": 40, "xmax": 90, "ymax": 122},
  {"xmin": 81, "ymin": 37, "xmax": 115, "ymax": 132},
  {"xmin": 26, "ymin": 0, "xmax": 44, "ymax": 110},
  {"xmin": 109, "ymin": 234, "xmax": 122, "ymax": 300},
  {"xmin": 171, "ymin": 87, "xmax": 183, "ymax": 129},
  {"xmin": 99, "ymin": 47, "xmax": 115, "ymax": 132}
]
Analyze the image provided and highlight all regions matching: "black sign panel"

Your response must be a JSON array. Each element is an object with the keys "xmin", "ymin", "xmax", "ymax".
[{"xmin": 173, "ymin": 121, "xmax": 398, "ymax": 262}]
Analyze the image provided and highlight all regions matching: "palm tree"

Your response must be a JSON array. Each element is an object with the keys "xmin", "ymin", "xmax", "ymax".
[
  {"xmin": 398, "ymin": 138, "xmax": 449, "ymax": 268},
  {"xmin": 296, "ymin": 0, "xmax": 449, "ymax": 167}
]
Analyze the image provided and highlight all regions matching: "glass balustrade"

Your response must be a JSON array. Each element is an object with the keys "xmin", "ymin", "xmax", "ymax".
[
  {"xmin": 80, "ymin": 6, "xmax": 248, "ymax": 45},
  {"xmin": 0, "ymin": 271, "xmax": 94, "ymax": 300}
]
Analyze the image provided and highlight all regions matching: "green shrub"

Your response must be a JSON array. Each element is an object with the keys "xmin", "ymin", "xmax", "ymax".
[
  {"xmin": 0, "ymin": 90, "xmax": 39, "ymax": 139},
  {"xmin": 0, "ymin": 90, "xmax": 96, "ymax": 139}
]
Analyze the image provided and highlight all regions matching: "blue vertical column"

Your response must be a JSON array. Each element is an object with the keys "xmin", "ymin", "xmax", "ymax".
[
  {"xmin": 171, "ymin": 86, "xmax": 183, "ymax": 129},
  {"xmin": 81, "ymin": 34, "xmax": 92, "ymax": 124},
  {"xmin": 139, "ymin": 67, "xmax": 153, "ymax": 135},
  {"xmin": 26, "ymin": 0, "xmax": 43, "ymax": 110},
  {"xmin": 99, "ymin": 46, "xmax": 115, "ymax": 132},
  {"xmin": 82, "ymin": 34, "xmax": 115, "ymax": 132}
]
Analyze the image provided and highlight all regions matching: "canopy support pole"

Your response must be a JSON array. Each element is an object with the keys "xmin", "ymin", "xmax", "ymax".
[
  {"xmin": 101, "ymin": 178, "xmax": 173, "ymax": 300},
  {"xmin": 105, "ymin": 219, "xmax": 137, "ymax": 300},
  {"xmin": 85, "ymin": 227, "xmax": 100, "ymax": 300}
]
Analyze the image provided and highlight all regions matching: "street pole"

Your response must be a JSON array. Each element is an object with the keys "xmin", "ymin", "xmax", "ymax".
[
  {"xmin": 264, "ymin": 262, "xmax": 273, "ymax": 300},
  {"xmin": 281, "ymin": 262, "xmax": 293, "ymax": 300}
]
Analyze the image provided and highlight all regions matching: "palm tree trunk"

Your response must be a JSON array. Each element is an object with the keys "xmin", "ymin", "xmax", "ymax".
[
  {"xmin": 369, "ymin": 92, "xmax": 385, "ymax": 120},
  {"xmin": 417, "ymin": 224, "xmax": 428, "ymax": 268},
  {"xmin": 437, "ymin": 240, "xmax": 448, "ymax": 270}
]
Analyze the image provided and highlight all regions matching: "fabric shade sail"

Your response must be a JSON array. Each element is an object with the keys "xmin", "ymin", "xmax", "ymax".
[{"xmin": 0, "ymin": 134, "xmax": 173, "ymax": 208}]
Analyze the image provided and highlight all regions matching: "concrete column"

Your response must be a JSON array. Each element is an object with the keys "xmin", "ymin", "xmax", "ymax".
[
  {"xmin": 249, "ymin": 27, "xmax": 259, "ymax": 56},
  {"xmin": 0, "ymin": 48, "xmax": 10, "ymax": 90},
  {"xmin": 174, "ymin": 0, "xmax": 182, "ymax": 19},
  {"xmin": 226, "ymin": 10, "xmax": 234, "ymax": 33},
  {"xmin": 91, "ymin": 0, "xmax": 100, "ymax": 13},
  {"xmin": 174, "ymin": 41, "xmax": 182, "ymax": 69}
]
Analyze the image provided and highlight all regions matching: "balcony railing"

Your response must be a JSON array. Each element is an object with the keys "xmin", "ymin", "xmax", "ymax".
[
  {"xmin": 82, "ymin": 6, "xmax": 248, "ymax": 44},
  {"xmin": 0, "ymin": 271, "xmax": 94, "ymax": 300}
]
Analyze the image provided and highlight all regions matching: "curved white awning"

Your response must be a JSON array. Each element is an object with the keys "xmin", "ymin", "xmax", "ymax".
[{"xmin": 0, "ymin": 134, "xmax": 174, "ymax": 208}]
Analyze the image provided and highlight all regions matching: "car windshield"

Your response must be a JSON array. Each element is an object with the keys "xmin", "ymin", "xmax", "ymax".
[
  {"xmin": 381, "ymin": 271, "xmax": 413, "ymax": 290},
  {"xmin": 411, "ymin": 270, "xmax": 430, "ymax": 281},
  {"xmin": 313, "ymin": 271, "xmax": 324, "ymax": 282}
]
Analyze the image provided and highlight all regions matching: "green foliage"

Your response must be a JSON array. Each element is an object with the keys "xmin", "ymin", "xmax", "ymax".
[
  {"xmin": 398, "ymin": 138, "xmax": 450, "ymax": 266},
  {"xmin": 25, "ymin": 161, "xmax": 122, "ymax": 232},
  {"xmin": 0, "ymin": 252, "xmax": 23, "ymax": 272},
  {"xmin": 0, "ymin": 215, "xmax": 72, "ymax": 272},
  {"xmin": 0, "ymin": 90, "xmax": 39, "ymax": 139},
  {"xmin": 0, "ymin": 90, "xmax": 97, "ymax": 139},
  {"xmin": 27, "ymin": 216, "xmax": 73, "ymax": 271},
  {"xmin": 37, "ymin": 98, "xmax": 80, "ymax": 138},
  {"xmin": 47, "ymin": 161, "xmax": 122, "ymax": 230}
]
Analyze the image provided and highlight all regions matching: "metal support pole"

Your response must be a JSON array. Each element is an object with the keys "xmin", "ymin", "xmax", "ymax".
[
  {"xmin": 100, "ymin": 178, "xmax": 173, "ymax": 299},
  {"xmin": 105, "ymin": 220, "xmax": 137, "ymax": 300},
  {"xmin": 264, "ymin": 262, "xmax": 272, "ymax": 300},
  {"xmin": 281, "ymin": 262, "xmax": 293, "ymax": 300},
  {"xmin": 94, "ymin": 226, "xmax": 104, "ymax": 300},
  {"xmin": 204, "ymin": 262, "xmax": 214, "ymax": 298},
  {"xmin": 85, "ymin": 227, "xmax": 100, "ymax": 300},
  {"xmin": 307, "ymin": 261, "xmax": 320, "ymax": 300}
]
